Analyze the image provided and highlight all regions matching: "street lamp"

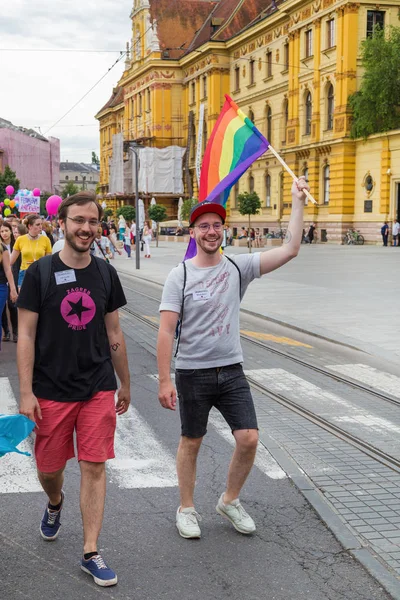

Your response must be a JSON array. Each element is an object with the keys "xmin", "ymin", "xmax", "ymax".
[
  {"xmin": 129, "ymin": 143, "xmax": 141, "ymax": 270},
  {"xmin": 80, "ymin": 173, "xmax": 87, "ymax": 190}
]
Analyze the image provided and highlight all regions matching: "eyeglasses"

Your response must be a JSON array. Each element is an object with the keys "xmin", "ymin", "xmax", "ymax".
[
  {"xmin": 195, "ymin": 223, "xmax": 223, "ymax": 233},
  {"xmin": 67, "ymin": 217, "xmax": 100, "ymax": 228}
]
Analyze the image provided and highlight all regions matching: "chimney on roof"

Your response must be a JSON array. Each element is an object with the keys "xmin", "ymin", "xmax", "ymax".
[{"xmin": 211, "ymin": 17, "xmax": 224, "ymax": 34}]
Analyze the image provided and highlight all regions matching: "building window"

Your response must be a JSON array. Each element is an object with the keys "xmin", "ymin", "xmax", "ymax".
[
  {"xmin": 234, "ymin": 181, "xmax": 239, "ymax": 208},
  {"xmin": 147, "ymin": 89, "xmax": 151, "ymax": 111},
  {"xmin": 323, "ymin": 165, "xmax": 330, "ymax": 204},
  {"xmin": 202, "ymin": 119, "xmax": 208, "ymax": 154},
  {"xmin": 249, "ymin": 109, "xmax": 255, "ymax": 124},
  {"xmin": 266, "ymin": 174, "xmax": 271, "ymax": 207},
  {"xmin": 266, "ymin": 106, "xmax": 272, "ymax": 141},
  {"xmin": 249, "ymin": 174, "xmax": 254, "ymax": 193},
  {"xmin": 303, "ymin": 168, "xmax": 309, "ymax": 205},
  {"xmin": 202, "ymin": 75, "xmax": 207, "ymax": 98},
  {"xmin": 279, "ymin": 172, "xmax": 284, "ymax": 204},
  {"xmin": 266, "ymin": 51, "xmax": 272, "ymax": 78},
  {"xmin": 326, "ymin": 19, "xmax": 335, "ymax": 48},
  {"xmin": 327, "ymin": 84, "xmax": 334, "ymax": 130},
  {"xmin": 191, "ymin": 122, "xmax": 196, "ymax": 161},
  {"xmin": 305, "ymin": 92, "xmax": 312, "ymax": 135},
  {"xmin": 235, "ymin": 65, "xmax": 240, "ymax": 91},
  {"xmin": 305, "ymin": 30, "xmax": 313, "ymax": 58},
  {"xmin": 139, "ymin": 93, "xmax": 142, "ymax": 115},
  {"xmin": 249, "ymin": 58, "xmax": 255, "ymax": 84},
  {"xmin": 367, "ymin": 10, "xmax": 385, "ymax": 38},
  {"xmin": 191, "ymin": 82, "xmax": 196, "ymax": 104},
  {"xmin": 284, "ymin": 43, "xmax": 289, "ymax": 70},
  {"xmin": 65, "ymin": 175, "xmax": 69, "ymax": 181},
  {"xmin": 282, "ymin": 100, "xmax": 288, "ymax": 143},
  {"xmin": 75, "ymin": 176, "xmax": 78, "ymax": 181}
]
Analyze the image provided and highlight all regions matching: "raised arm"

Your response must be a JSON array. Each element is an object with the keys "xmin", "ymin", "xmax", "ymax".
[
  {"xmin": 260, "ymin": 177, "xmax": 309, "ymax": 276},
  {"xmin": 157, "ymin": 310, "xmax": 179, "ymax": 410}
]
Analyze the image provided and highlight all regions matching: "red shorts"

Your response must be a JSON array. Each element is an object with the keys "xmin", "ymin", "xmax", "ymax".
[{"xmin": 35, "ymin": 390, "xmax": 117, "ymax": 473}]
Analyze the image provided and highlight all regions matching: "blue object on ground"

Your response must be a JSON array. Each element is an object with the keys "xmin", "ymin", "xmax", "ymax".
[{"xmin": 0, "ymin": 414, "xmax": 35, "ymax": 457}]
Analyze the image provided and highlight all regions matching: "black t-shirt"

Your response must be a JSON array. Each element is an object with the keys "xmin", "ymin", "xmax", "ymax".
[{"xmin": 17, "ymin": 254, "xmax": 127, "ymax": 401}]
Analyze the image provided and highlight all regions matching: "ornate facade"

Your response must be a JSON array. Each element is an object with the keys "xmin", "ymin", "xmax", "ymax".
[{"xmin": 96, "ymin": 0, "xmax": 400, "ymax": 241}]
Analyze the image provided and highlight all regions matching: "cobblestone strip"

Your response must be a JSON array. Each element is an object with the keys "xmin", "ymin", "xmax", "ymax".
[{"xmin": 253, "ymin": 389, "xmax": 400, "ymax": 579}]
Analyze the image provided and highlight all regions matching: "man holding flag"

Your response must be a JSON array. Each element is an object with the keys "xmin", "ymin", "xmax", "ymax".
[{"xmin": 157, "ymin": 175, "xmax": 309, "ymax": 539}]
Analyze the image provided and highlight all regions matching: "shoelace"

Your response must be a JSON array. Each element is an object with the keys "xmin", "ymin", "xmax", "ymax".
[
  {"xmin": 46, "ymin": 509, "xmax": 58, "ymax": 526},
  {"xmin": 92, "ymin": 555, "xmax": 108, "ymax": 570},
  {"xmin": 182, "ymin": 510, "xmax": 202, "ymax": 525}
]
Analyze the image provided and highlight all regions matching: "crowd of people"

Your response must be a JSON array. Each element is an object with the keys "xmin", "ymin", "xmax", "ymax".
[{"xmin": 0, "ymin": 211, "xmax": 153, "ymax": 346}]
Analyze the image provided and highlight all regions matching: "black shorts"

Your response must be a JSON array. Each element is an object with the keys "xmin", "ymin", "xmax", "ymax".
[{"xmin": 175, "ymin": 363, "xmax": 258, "ymax": 438}]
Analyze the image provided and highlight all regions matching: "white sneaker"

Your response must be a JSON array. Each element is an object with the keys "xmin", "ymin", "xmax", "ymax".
[
  {"xmin": 176, "ymin": 506, "xmax": 202, "ymax": 538},
  {"xmin": 216, "ymin": 494, "xmax": 256, "ymax": 534}
]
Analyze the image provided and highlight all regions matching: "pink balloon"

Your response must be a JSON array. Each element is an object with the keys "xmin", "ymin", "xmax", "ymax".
[
  {"xmin": 33, "ymin": 188, "xmax": 41, "ymax": 197},
  {"xmin": 46, "ymin": 195, "xmax": 63, "ymax": 216},
  {"xmin": 5, "ymin": 186, "xmax": 14, "ymax": 196},
  {"xmin": 0, "ymin": 202, "xmax": 4, "ymax": 207}
]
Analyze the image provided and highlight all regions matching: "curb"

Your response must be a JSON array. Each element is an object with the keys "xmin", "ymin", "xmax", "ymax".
[{"xmin": 258, "ymin": 430, "xmax": 400, "ymax": 599}]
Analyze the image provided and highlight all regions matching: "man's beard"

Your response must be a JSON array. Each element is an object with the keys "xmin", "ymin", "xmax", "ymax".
[
  {"xmin": 196, "ymin": 234, "xmax": 222, "ymax": 254},
  {"xmin": 64, "ymin": 226, "xmax": 94, "ymax": 253}
]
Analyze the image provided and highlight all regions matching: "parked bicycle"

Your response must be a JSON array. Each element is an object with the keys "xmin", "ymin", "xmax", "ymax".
[{"xmin": 342, "ymin": 228, "xmax": 364, "ymax": 245}]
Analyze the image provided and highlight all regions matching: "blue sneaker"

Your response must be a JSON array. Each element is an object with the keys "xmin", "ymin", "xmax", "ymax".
[
  {"xmin": 81, "ymin": 554, "xmax": 118, "ymax": 587},
  {"xmin": 40, "ymin": 490, "xmax": 64, "ymax": 541}
]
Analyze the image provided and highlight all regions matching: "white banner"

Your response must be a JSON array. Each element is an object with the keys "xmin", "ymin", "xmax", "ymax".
[
  {"xmin": 195, "ymin": 103, "xmax": 205, "ymax": 186},
  {"xmin": 19, "ymin": 195, "xmax": 40, "ymax": 213}
]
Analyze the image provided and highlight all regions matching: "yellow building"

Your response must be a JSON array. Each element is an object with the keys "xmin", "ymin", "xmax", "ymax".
[{"xmin": 96, "ymin": 0, "xmax": 400, "ymax": 242}]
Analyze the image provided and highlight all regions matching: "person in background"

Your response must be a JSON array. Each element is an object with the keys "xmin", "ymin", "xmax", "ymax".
[
  {"xmin": 142, "ymin": 221, "xmax": 152, "ymax": 258},
  {"xmin": 10, "ymin": 215, "xmax": 52, "ymax": 288},
  {"xmin": 130, "ymin": 221, "xmax": 136, "ymax": 251},
  {"xmin": 226, "ymin": 226, "xmax": 233, "ymax": 246},
  {"xmin": 0, "ymin": 222, "xmax": 18, "ymax": 342},
  {"xmin": 392, "ymin": 219, "xmax": 399, "ymax": 247},
  {"xmin": 254, "ymin": 228, "xmax": 261, "ymax": 248},
  {"xmin": 123, "ymin": 225, "xmax": 132, "ymax": 259},
  {"xmin": 118, "ymin": 215, "xmax": 126, "ymax": 241},
  {"xmin": 93, "ymin": 227, "xmax": 112, "ymax": 262},
  {"xmin": 0, "ymin": 242, "xmax": 18, "ymax": 350},
  {"xmin": 381, "ymin": 221, "xmax": 389, "ymax": 247},
  {"xmin": 109, "ymin": 225, "xmax": 121, "ymax": 259},
  {"xmin": 42, "ymin": 222, "xmax": 55, "ymax": 248},
  {"xmin": 307, "ymin": 222, "xmax": 316, "ymax": 244},
  {"xmin": 238, "ymin": 227, "xmax": 247, "ymax": 239}
]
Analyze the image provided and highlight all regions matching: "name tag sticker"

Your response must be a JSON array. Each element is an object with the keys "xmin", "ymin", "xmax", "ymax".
[
  {"xmin": 55, "ymin": 270, "xmax": 77, "ymax": 285},
  {"xmin": 192, "ymin": 289, "xmax": 210, "ymax": 301}
]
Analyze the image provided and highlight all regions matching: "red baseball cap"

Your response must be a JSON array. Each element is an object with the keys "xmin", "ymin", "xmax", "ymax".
[{"xmin": 189, "ymin": 200, "xmax": 226, "ymax": 226}]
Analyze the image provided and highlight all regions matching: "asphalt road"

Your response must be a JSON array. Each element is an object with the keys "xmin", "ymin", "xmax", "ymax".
[{"xmin": 0, "ymin": 278, "xmax": 394, "ymax": 600}]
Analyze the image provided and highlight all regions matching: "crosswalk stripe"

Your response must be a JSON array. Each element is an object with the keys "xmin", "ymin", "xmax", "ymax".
[
  {"xmin": 110, "ymin": 406, "xmax": 178, "ymax": 488},
  {"xmin": 327, "ymin": 363, "xmax": 400, "ymax": 399},
  {"xmin": 148, "ymin": 374, "xmax": 287, "ymax": 480},
  {"xmin": 208, "ymin": 410, "xmax": 286, "ymax": 480},
  {"xmin": 0, "ymin": 378, "xmax": 41, "ymax": 493},
  {"xmin": 245, "ymin": 368, "xmax": 400, "ymax": 436}
]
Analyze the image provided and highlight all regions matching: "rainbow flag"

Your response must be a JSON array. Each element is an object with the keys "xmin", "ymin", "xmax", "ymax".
[{"xmin": 199, "ymin": 94, "xmax": 270, "ymax": 204}]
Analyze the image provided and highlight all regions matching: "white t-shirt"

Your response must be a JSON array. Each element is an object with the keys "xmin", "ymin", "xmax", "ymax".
[
  {"xmin": 393, "ymin": 222, "xmax": 400, "ymax": 236},
  {"xmin": 160, "ymin": 253, "xmax": 261, "ymax": 369}
]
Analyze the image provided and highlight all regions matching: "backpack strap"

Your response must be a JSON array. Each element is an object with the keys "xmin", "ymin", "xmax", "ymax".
[
  {"xmin": 174, "ymin": 261, "xmax": 186, "ymax": 358},
  {"xmin": 37, "ymin": 254, "xmax": 54, "ymax": 307},
  {"xmin": 225, "ymin": 255, "xmax": 242, "ymax": 299},
  {"xmin": 93, "ymin": 256, "xmax": 113, "ymax": 303}
]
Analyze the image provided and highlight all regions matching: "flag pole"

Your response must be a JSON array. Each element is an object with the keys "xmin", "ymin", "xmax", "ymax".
[{"xmin": 267, "ymin": 145, "xmax": 317, "ymax": 205}]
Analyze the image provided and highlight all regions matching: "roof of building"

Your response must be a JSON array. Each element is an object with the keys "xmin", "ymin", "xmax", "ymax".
[
  {"xmin": 96, "ymin": 86, "xmax": 125, "ymax": 116},
  {"xmin": 60, "ymin": 162, "xmax": 100, "ymax": 173},
  {"xmin": 149, "ymin": 0, "xmax": 217, "ymax": 59},
  {"xmin": 0, "ymin": 117, "xmax": 49, "ymax": 142}
]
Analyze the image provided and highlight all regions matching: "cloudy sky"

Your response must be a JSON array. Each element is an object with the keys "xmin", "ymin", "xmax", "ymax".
[{"xmin": 1, "ymin": 0, "xmax": 132, "ymax": 163}]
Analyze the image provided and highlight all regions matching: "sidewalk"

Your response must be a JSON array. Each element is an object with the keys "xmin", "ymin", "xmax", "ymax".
[{"xmin": 113, "ymin": 242, "xmax": 400, "ymax": 361}]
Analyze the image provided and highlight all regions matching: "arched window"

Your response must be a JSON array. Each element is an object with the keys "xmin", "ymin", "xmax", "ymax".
[
  {"xmin": 265, "ymin": 174, "xmax": 271, "ymax": 207},
  {"xmin": 305, "ymin": 92, "xmax": 312, "ymax": 135},
  {"xmin": 323, "ymin": 165, "xmax": 330, "ymax": 204},
  {"xmin": 249, "ymin": 174, "xmax": 255, "ymax": 193},
  {"xmin": 327, "ymin": 84, "xmax": 334, "ymax": 130},
  {"xmin": 266, "ymin": 106, "xmax": 272, "ymax": 142},
  {"xmin": 249, "ymin": 109, "xmax": 255, "ymax": 124},
  {"xmin": 303, "ymin": 168, "xmax": 309, "ymax": 205},
  {"xmin": 65, "ymin": 175, "xmax": 69, "ymax": 181}
]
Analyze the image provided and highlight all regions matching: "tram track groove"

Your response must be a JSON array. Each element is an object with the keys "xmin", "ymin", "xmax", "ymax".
[{"xmin": 119, "ymin": 304, "xmax": 400, "ymax": 474}]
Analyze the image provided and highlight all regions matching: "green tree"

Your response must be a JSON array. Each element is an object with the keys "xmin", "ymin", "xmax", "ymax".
[
  {"xmin": 91, "ymin": 151, "xmax": 100, "ymax": 167},
  {"xmin": 0, "ymin": 166, "xmax": 20, "ymax": 203},
  {"xmin": 349, "ymin": 26, "xmax": 400, "ymax": 139},
  {"xmin": 62, "ymin": 181, "xmax": 79, "ymax": 199},
  {"xmin": 148, "ymin": 203, "xmax": 168, "ymax": 247},
  {"xmin": 237, "ymin": 191, "xmax": 261, "ymax": 253},
  {"xmin": 104, "ymin": 208, "xmax": 113, "ymax": 219},
  {"xmin": 117, "ymin": 205, "xmax": 136, "ymax": 222},
  {"xmin": 180, "ymin": 198, "xmax": 197, "ymax": 222}
]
